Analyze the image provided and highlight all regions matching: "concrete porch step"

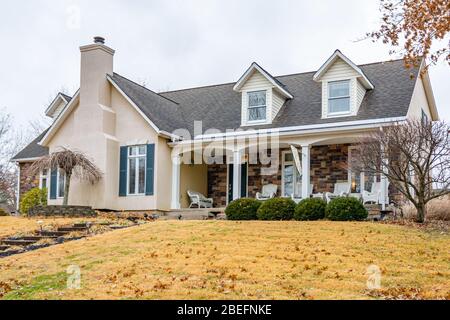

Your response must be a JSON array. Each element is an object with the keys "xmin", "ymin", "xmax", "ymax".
[{"xmin": 163, "ymin": 208, "xmax": 226, "ymax": 220}]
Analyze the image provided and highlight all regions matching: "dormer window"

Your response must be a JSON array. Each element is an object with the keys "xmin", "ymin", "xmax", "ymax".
[
  {"xmin": 247, "ymin": 90, "xmax": 267, "ymax": 122},
  {"xmin": 328, "ymin": 80, "xmax": 350, "ymax": 115}
]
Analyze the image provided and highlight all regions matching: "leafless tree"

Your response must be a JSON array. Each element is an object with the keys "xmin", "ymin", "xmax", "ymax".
[
  {"xmin": 352, "ymin": 120, "xmax": 450, "ymax": 223},
  {"xmin": 27, "ymin": 148, "xmax": 102, "ymax": 206}
]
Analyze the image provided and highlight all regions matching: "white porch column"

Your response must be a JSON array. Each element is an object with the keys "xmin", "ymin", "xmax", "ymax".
[
  {"xmin": 380, "ymin": 145, "xmax": 389, "ymax": 210},
  {"xmin": 171, "ymin": 154, "xmax": 181, "ymax": 209},
  {"xmin": 301, "ymin": 145, "xmax": 311, "ymax": 199},
  {"xmin": 232, "ymin": 149, "xmax": 242, "ymax": 200}
]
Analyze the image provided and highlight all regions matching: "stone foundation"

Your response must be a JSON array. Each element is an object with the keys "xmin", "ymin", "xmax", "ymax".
[{"xmin": 28, "ymin": 205, "xmax": 97, "ymax": 217}]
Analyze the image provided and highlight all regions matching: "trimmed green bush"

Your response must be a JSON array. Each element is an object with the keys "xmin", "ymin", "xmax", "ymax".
[
  {"xmin": 19, "ymin": 188, "xmax": 47, "ymax": 215},
  {"xmin": 225, "ymin": 198, "xmax": 262, "ymax": 220},
  {"xmin": 0, "ymin": 208, "xmax": 9, "ymax": 216},
  {"xmin": 294, "ymin": 198, "xmax": 327, "ymax": 221},
  {"xmin": 325, "ymin": 197, "xmax": 368, "ymax": 221},
  {"xmin": 257, "ymin": 197, "xmax": 296, "ymax": 221}
]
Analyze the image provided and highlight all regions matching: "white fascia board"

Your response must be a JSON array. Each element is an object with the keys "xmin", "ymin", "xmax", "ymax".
[
  {"xmin": 233, "ymin": 62, "xmax": 293, "ymax": 99},
  {"xmin": 313, "ymin": 50, "xmax": 375, "ymax": 90},
  {"xmin": 40, "ymin": 90, "xmax": 80, "ymax": 146},
  {"xmin": 171, "ymin": 116, "xmax": 407, "ymax": 145},
  {"xmin": 44, "ymin": 93, "xmax": 69, "ymax": 117},
  {"xmin": 420, "ymin": 65, "xmax": 439, "ymax": 121},
  {"xmin": 12, "ymin": 157, "xmax": 42, "ymax": 163}
]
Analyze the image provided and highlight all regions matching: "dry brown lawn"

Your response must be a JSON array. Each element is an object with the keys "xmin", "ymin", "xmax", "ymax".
[
  {"xmin": 0, "ymin": 219, "xmax": 449, "ymax": 300},
  {"xmin": 0, "ymin": 216, "xmax": 105, "ymax": 238}
]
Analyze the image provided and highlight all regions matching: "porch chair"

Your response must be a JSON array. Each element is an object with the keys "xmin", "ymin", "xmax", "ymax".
[
  {"xmin": 187, "ymin": 190, "xmax": 213, "ymax": 208},
  {"xmin": 291, "ymin": 183, "xmax": 314, "ymax": 203},
  {"xmin": 256, "ymin": 184, "xmax": 278, "ymax": 201},
  {"xmin": 362, "ymin": 182, "xmax": 387, "ymax": 205},
  {"xmin": 325, "ymin": 182, "xmax": 351, "ymax": 203}
]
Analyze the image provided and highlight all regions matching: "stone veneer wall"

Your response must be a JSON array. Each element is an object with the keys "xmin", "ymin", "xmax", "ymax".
[
  {"xmin": 207, "ymin": 145, "xmax": 352, "ymax": 206},
  {"xmin": 19, "ymin": 162, "xmax": 40, "ymax": 201},
  {"xmin": 310, "ymin": 144, "xmax": 350, "ymax": 193},
  {"xmin": 207, "ymin": 163, "xmax": 228, "ymax": 207}
]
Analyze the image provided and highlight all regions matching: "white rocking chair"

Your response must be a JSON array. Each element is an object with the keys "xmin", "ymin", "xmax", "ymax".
[
  {"xmin": 291, "ymin": 183, "xmax": 314, "ymax": 203},
  {"xmin": 325, "ymin": 182, "xmax": 351, "ymax": 203},
  {"xmin": 256, "ymin": 184, "xmax": 278, "ymax": 201},
  {"xmin": 187, "ymin": 190, "xmax": 213, "ymax": 208}
]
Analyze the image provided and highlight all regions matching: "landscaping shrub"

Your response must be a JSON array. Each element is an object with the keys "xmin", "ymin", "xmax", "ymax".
[
  {"xmin": 225, "ymin": 198, "xmax": 262, "ymax": 220},
  {"xmin": 257, "ymin": 198, "xmax": 296, "ymax": 221},
  {"xmin": 294, "ymin": 198, "xmax": 327, "ymax": 221},
  {"xmin": 19, "ymin": 188, "xmax": 47, "ymax": 215},
  {"xmin": 325, "ymin": 197, "xmax": 368, "ymax": 221},
  {"xmin": 0, "ymin": 208, "xmax": 9, "ymax": 216}
]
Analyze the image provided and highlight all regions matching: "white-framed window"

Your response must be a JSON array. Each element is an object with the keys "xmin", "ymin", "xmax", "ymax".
[
  {"xmin": 39, "ymin": 169, "xmax": 48, "ymax": 189},
  {"xmin": 328, "ymin": 80, "xmax": 350, "ymax": 115},
  {"xmin": 127, "ymin": 145, "xmax": 146, "ymax": 196},
  {"xmin": 348, "ymin": 146, "xmax": 376, "ymax": 193},
  {"xmin": 57, "ymin": 169, "xmax": 66, "ymax": 199},
  {"xmin": 247, "ymin": 90, "xmax": 267, "ymax": 122},
  {"xmin": 281, "ymin": 151, "xmax": 302, "ymax": 197}
]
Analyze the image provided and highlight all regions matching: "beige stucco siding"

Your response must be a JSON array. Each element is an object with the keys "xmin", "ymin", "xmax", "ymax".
[
  {"xmin": 407, "ymin": 76, "xmax": 432, "ymax": 120},
  {"xmin": 46, "ymin": 85, "xmax": 171, "ymax": 211},
  {"xmin": 179, "ymin": 163, "xmax": 208, "ymax": 208},
  {"xmin": 156, "ymin": 136, "xmax": 173, "ymax": 210}
]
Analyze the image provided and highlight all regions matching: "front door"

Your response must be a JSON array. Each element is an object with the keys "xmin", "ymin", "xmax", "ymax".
[{"xmin": 227, "ymin": 163, "xmax": 248, "ymax": 204}]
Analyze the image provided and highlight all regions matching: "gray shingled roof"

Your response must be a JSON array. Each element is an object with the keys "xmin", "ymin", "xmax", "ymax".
[
  {"xmin": 15, "ymin": 59, "xmax": 418, "ymax": 160},
  {"xmin": 158, "ymin": 59, "xmax": 419, "ymax": 133},
  {"xmin": 12, "ymin": 128, "xmax": 50, "ymax": 161},
  {"xmin": 111, "ymin": 73, "xmax": 187, "ymax": 132}
]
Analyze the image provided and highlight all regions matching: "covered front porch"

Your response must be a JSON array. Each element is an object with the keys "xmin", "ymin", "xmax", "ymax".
[{"xmin": 170, "ymin": 134, "xmax": 391, "ymax": 210}]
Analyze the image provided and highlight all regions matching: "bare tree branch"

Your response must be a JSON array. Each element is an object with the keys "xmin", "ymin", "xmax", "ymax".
[
  {"xmin": 351, "ymin": 119, "xmax": 450, "ymax": 222},
  {"xmin": 27, "ymin": 147, "xmax": 102, "ymax": 206}
]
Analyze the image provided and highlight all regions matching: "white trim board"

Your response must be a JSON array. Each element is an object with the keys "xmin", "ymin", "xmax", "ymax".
[
  {"xmin": 313, "ymin": 50, "xmax": 374, "ymax": 90},
  {"xmin": 169, "ymin": 116, "xmax": 408, "ymax": 145},
  {"xmin": 233, "ymin": 62, "xmax": 293, "ymax": 99}
]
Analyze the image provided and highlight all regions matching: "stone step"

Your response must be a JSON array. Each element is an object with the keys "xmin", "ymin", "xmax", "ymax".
[
  {"xmin": 22, "ymin": 236, "xmax": 58, "ymax": 241},
  {"xmin": 2, "ymin": 239, "xmax": 37, "ymax": 246},
  {"xmin": 57, "ymin": 226, "xmax": 89, "ymax": 232},
  {"xmin": 73, "ymin": 223, "xmax": 90, "ymax": 228},
  {"xmin": 39, "ymin": 231, "xmax": 69, "ymax": 237},
  {"xmin": 0, "ymin": 245, "xmax": 10, "ymax": 251}
]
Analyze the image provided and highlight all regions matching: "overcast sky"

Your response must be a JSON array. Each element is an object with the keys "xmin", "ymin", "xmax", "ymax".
[{"xmin": 0, "ymin": 0, "xmax": 448, "ymax": 134}]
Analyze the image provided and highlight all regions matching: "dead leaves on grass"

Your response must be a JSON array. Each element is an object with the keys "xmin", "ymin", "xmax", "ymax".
[{"xmin": 366, "ymin": 286, "xmax": 450, "ymax": 300}]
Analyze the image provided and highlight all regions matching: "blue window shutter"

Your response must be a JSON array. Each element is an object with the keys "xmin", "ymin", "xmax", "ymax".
[
  {"xmin": 50, "ymin": 168, "xmax": 57, "ymax": 199},
  {"xmin": 146, "ymin": 144, "xmax": 155, "ymax": 195},
  {"xmin": 119, "ymin": 146, "xmax": 128, "ymax": 197}
]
